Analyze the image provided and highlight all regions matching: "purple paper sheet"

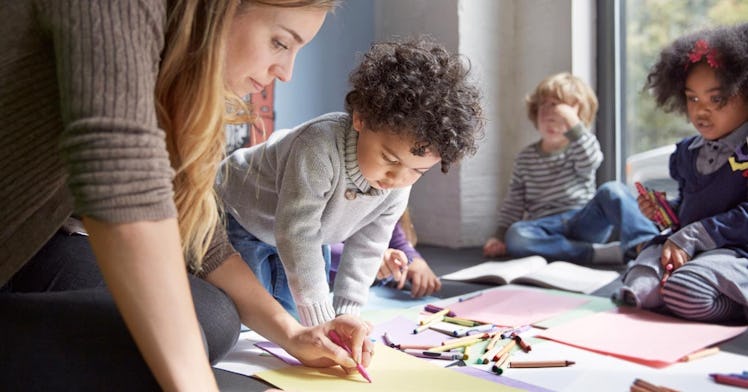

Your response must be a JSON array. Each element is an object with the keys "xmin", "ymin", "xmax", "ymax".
[
  {"xmin": 371, "ymin": 315, "xmax": 451, "ymax": 348},
  {"xmin": 254, "ymin": 341, "xmax": 302, "ymax": 366},
  {"xmin": 452, "ymin": 366, "xmax": 555, "ymax": 392}
]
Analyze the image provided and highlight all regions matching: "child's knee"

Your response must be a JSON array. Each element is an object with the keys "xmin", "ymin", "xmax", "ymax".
[
  {"xmin": 504, "ymin": 225, "xmax": 534, "ymax": 255},
  {"xmin": 596, "ymin": 181, "xmax": 628, "ymax": 202},
  {"xmin": 661, "ymin": 270, "xmax": 720, "ymax": 320}
]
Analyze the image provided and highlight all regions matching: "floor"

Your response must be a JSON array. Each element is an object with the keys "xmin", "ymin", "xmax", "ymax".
[{"xmin": 213, "ymin": 245, "xmax": 748, "ymax": 391}]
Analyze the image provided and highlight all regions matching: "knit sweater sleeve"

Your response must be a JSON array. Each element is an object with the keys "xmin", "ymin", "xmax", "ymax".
[
  {"xmin": 274, "ymin": 131, "xmax": 340, "ymax": 326},
  {"xmin": 194, "ymin": 221, "xmax": 238, "ymax": 278},
  {"xmin": 333, "ymin": 191, "xmax": 409, "ymax": 314},
  {"xmin": 565, "ymin": 124, "xmax": 603, "ymax": 179},
  {"xmin": 48, "ymin": 0, "xmax": 176, "ymax": 223}
]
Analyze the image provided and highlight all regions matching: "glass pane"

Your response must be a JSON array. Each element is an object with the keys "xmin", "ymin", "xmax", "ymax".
[{"xmin": 622, "ymin": 0, "xmax": 748, "ymax": 189}]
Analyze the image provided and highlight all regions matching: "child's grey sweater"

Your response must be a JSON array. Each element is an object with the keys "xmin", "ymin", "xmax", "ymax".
[{"xmin": 217, "ymin": 113, "xmax": 410, "ymax": 326}]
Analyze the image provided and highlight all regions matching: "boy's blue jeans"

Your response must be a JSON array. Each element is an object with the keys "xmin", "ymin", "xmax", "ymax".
[
  {"xmin": 226, "ymin": 214, "xmax": 330, "ymax": 320},
  {"xmin": 504, "ymin": 181, "xmax": 659, "ymax": 263}
]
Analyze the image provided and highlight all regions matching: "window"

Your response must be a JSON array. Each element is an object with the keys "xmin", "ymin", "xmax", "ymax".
[{"xmin": 598, "ymin": 0, "xmax": 748, "ymax": 190}]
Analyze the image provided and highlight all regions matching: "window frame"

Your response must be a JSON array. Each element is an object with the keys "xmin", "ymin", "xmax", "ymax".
[{"xmin": 595, "ymin": 0, "xmax": 626, "ymax": 184}]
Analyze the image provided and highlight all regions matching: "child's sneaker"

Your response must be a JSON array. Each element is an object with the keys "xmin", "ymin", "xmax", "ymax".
[{"xmin": 611, "ymin": 286, "xmax": 641, "ymax": 308}]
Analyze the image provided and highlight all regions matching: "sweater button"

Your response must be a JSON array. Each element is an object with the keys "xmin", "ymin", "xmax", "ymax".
[{"xmin": 344, "ymin": 189, "xmax": 357, "ymax": 200}]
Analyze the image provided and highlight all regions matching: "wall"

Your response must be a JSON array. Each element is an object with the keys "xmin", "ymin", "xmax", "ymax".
[
  {"xmin": 457, "ymin": 0, "xmax": 514, "ymax": 246},
  {"xmin": 274, "ymin": 1, "xmax": 374, "ymax": 129},
  {"xmin": 373, "ymin": 0, "xmax": 462, "ymax": 246}
]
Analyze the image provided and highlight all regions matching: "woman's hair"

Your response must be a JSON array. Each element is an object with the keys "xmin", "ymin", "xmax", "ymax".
[
  {"xmin": 645, "ymin": 22, "xmax": 748, "ymax": 115},
  {"xmin": 525, "ymin": 72, "xmax": 599, "ymax": 129},
  {"xmin": 155, "ymin": 0, "xmax": 338, "ymax": 272},
  {"xmin": 252, "ymin": 0, "xmax": 340, "ymax": 8},
  {"xmin": 345, "ymin": 36, "xmax": 485, "ymax": 174}
]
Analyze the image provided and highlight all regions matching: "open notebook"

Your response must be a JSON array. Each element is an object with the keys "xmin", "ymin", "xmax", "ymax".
[{"xmin": 441, "ymin": 255, "xmax": 620, "ymax": 294}]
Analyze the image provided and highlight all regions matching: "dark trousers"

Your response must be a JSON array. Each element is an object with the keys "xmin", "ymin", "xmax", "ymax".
[{"xmin": 0, "ymin": 230, "xmax": 240, "ymax": 391}]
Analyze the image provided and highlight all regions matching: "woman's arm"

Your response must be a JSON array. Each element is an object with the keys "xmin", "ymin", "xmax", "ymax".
[
  {"xmin": 84, "ymin": 218, "xmax": 218, "ymax": 391},
  {"xmin": 205, "ymin": 254, "xmax": 373, "ymax": 369}
]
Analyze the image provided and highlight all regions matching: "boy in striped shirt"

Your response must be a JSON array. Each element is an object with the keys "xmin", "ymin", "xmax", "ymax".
[{"xmin": 483, "ymin": 72, "xmax": 658, "ymax": 265}]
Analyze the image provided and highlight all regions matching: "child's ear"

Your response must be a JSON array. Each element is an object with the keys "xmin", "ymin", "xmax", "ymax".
[{"xmin": 352, "ymin": 111, "xmax": 364, "ymax": 133}]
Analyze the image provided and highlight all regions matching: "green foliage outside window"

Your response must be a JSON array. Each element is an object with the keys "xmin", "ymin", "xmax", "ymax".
[{"xmin": 624, "ymin": 0, "xmax": 748, "ymax": 155}]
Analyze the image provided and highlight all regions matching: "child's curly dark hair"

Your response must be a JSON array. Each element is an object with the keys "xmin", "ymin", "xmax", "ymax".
[
  {"xmin": 344, "ymin": 36, "xmax": 485, "ymax": 173},
  {"xmin": 645, "ymin": 22, "xmax": 748, "ymax": 115}
]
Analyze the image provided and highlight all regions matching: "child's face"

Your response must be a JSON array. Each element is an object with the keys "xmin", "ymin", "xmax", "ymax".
[
  {"xmin": 224, "ymin": 4, "xmax": 327, "ymax": 97},
  {"xmin": 685, "ymin": 63, "xmax": 748, "ymax": 141},
  {"xmin": 536, "ymin": 97, "xmax": 578, "ymax": 146},
  {"xmin": 353, "ymin": 114, "xmax": 441, "ymax": 190}
]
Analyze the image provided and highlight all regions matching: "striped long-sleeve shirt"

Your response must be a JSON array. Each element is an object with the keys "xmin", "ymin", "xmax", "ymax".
[{"xmin": 493, "ymin": 124, "xmax": 603, "ymax": 240}]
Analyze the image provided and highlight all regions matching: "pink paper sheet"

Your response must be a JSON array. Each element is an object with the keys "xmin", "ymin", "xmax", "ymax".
[
  {"xmin": 445, "ymin": 288, "xmax": 590, "ymax": 327},
  {"xmin": 538, "ymin": 307, "xmax": 748, "ymax": 367}
]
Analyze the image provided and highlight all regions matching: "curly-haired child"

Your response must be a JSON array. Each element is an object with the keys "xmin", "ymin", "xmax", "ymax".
[
  {"xmin": 216, "ymin": 36, "xmax": 484, "ymax": 326},
  {"xmin": 483, "ymin": 72, "xmax": 659, "ymax": 265},
  {"xmin": 616, "ymin": 23, "xmax": 748, "ymax": 323}
]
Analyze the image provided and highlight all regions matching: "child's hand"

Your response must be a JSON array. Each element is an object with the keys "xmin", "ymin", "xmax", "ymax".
[
  {"xmin": 285, "ymin": 315, "xmax": 374, "ymax": 370},
  {"xmin": 406, "ymin": 257, "xmax": 441, "ymax": 297},
  {"xmin": 660, "ymin": 240, "xmax": 689, "ymax": 271},
  {"xmin": 637, "ymin": 192, "xmax": 661, "ymax": 222},
  {"xmin": 483, "ymin": 237, "xmax": 507, "ymax": 257},
  {"xmin": 552, "ymin": 102, "xmax": 582, "ymax": 130},
  {"xmin": 378, "ymin": 249, "xmax": 408, "ymax": 287}
]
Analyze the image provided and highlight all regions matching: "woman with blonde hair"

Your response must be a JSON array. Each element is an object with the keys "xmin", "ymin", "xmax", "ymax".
[{"xmin": 0, "ymin": 1, "xmax": 371, "ymax": 390}]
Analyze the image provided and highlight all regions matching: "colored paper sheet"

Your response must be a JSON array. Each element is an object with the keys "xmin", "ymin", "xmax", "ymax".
[
  {"xmin": 453, "ymin": 366, "xmax": 555, "ymax": 392},
  {"xmin": 371, "ymin": 315, "xmax": 450, "ymax": 348},
  {"xmin": 253, "ymin": 343, "xmax": 525, "ymax": 392},
  {"xmin": 445, "ymin": 287, "xmax": 591, "ymax": 327},
  {"xmin": 365, "ymin": 285, "xmax": 438, "ymax": 311},
  {"xmin": 254, "ymin": 341, "xmax": 301, "ymax": 366},
  {"xmin": 533, "ymin": 295, "xmax": 617, "ymax": 329},
  {"xmin": 538, "ymin": 307, "xmax": 748, "ymax": 367}
]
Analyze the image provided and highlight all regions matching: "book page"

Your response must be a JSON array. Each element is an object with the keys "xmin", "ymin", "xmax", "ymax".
[
  {"xmin": 440, "ymin": 256, "xmax": 547, "ymax": 284},
  {"xmin": 512, "ymin": 261, "xmax": 619, "ymax": 294}
]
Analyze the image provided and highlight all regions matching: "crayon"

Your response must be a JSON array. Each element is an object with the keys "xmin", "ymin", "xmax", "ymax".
[
  {"xmin": 680, "ymin": 346, "xmax": 719, "ymax": 362},
  {"xmin": 711, "ymin": 374, "xmax": 748, "ymax": 388},
  {"xmin": 424, "ymin": 304, "xmax": 456, "ymax": 317},
  {"xmin": 402, "ymin": 349, "xmax": 468, "ymax": 361},
  {"xmin": 452, "ymin": 323, "xmax": 495, "ymax": 337},
  {"xmin": 491, "ymin": 351, "xmax": 512, "ymax": 375},
  {"xmin": 443, "ymin": 316, "xmax": 481, "ymax": 327},
  {"xmin": 327, "ymin": 330, "xmax": 372, "ymax": 383},
  {"xmin": 509, "ymin": 360, "xmax": 575, "ymax": 368},
  {"xmin": 512, "ymin": 333, "xmax": 532, "ymax": 353}
]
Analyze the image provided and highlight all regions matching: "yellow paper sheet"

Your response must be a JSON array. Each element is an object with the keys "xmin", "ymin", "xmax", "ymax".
[{"xmin": 254, "ymin": 343, "xmax": 523, "ymax": 391}]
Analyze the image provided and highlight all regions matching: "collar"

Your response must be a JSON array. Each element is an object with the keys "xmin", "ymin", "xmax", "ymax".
[
  {"xmin": 343, "ymin": 123, "xmax": 385, "ymax": 197},
  {"xmin": 688, "ymin": 121, "xmax": 748, "ymax": 150}
]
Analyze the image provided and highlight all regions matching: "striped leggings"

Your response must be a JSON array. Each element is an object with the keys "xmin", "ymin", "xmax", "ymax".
[{"xmin": 622, "ymin": 246, "xmax": 748, "ymax": 323}]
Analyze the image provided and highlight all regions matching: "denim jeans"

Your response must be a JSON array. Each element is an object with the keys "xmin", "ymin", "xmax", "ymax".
[
  {"xmin": 226, "ymin": 214, "xmax": 331, "ymax": 320},
  {"xmin": 504, "ymin": 181, "xmax": 659, "ymax": 263}
]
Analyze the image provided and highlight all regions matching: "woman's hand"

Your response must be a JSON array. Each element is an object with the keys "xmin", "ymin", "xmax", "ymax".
[
  {"xmin": 284, "ymin": 315, "xmax": 374, "ymax": 372},
  {"xmin": 483, "ymin": 237, "xmax": 507, "ymax": 257},
  {"xmin": 406, "ymin": 257, "xmax": 441, "ymax": 297}
]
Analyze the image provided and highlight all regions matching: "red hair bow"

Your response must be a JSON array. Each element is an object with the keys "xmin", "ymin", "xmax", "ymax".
[{"xmin": 688, "ymin": 39, "xmax": 720, "ymax": 68}]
